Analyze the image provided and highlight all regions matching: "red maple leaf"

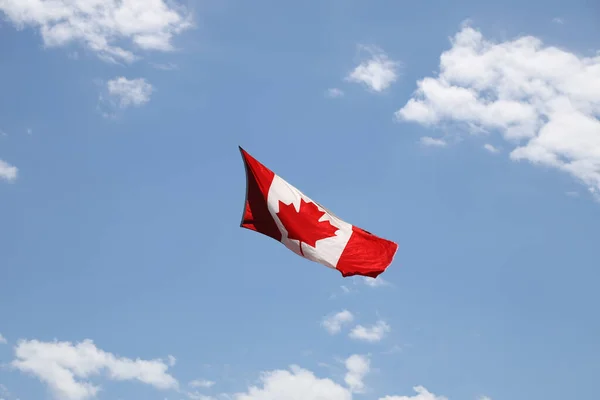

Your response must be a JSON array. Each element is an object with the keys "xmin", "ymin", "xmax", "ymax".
[{"xmin": 276, "ymin": 199, "xmax": 339, "ymax": 254}]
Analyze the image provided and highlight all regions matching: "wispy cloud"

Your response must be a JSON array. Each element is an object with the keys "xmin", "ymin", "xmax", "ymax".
[
  {"xmin": 189, "ymin": 379, "xmax": 215, "ymax": 389},
  {"xmin": 107, "ymin": 77, "xmax": 154, "ymax": 109},
  {"xmin": 349, "ymin": 320, "xmax": 391, "ymax": 342},
  {"xmin": 0, "ymin": 383, "xmax": 13, "ymax": 400},
  {"xmin": 346, "ymin": 45, "xmax": 400, "ymax": 92},
  {"xmin": 0, "ymin": 159, "xmax": 18, "ymax": 182},
  {"xmin": 362, "ymin": 276, "xmax": 389, "ymax": 287},
  {"xmin": 186, "ymin": 392, "xmax": 215, "ymax": 400},
  {"xmin": 483, "ymin": 144, "xmax": 500, "ymax": 154},
  {"xmin": 152, "ymin": 62, "xmax": 179, "ymax": 71},
  {"xmin": 325, "ymin": 88, "xmax": 345, "ymax": 98},
  {"xmin": 381, "ymin": 385, "xmax": 448, "ymax": 400},
  {"xmin": 344, "ymin": 354, "xmax": 370, "ymax": 394},
  {"xmin": 322, "ymin": 310, "xmax": 354, "ymax": 335},
  {"xmin": 98, "ymin": 76, "xmax": 154, "ymax": 118},
  {"xmin": 420, "ymin": 137, "xmax": 447, "ymax": 147}
]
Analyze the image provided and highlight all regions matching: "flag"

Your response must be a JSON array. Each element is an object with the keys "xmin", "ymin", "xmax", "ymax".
[{"xmin": 238, "ymin": 147, "xmax": 398, "ymax": 278}]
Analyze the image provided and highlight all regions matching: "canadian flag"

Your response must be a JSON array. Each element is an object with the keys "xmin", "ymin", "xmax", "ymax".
[{"xmin": 239, "ymin": 147, "xmax": 398, "ymax": 278}]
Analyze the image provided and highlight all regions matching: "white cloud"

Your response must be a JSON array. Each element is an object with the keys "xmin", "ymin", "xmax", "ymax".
[
  {"xmin": 0, "ymin": 0, "xmax": 192, "ymax": 63},
  {"xmin": 477, "ymin": 396, "xmax": 492, "ymax": 400},
  {"xmin": 322, "ymin": 310, "xmax": 354, "ymax": 335},
  {"xmin": 0, "ymin": 159, "xmax": 18, "ymax": 182},
  {"xmin": 347, "ymin": 45, "xmax": 399, "ymax": 92},
  {"xmin": 382, "ymin": 344, "xmax": 404, "ymax": 355},
  {"xmin": 0, "ymin": 333, "xmax": 6, "ymax": 344},
  {"xmin": 326, "ymin": 88, "xmax": 345, "ymax": 98},
  {"xmin": 349, "ymin": 320, "xmax": 391, "ymax": 342},
  {"xmin": 483, "ymin": 144, "xmax": 500, "ymax": 153},
  {"xmin": 380, "ymin": 386, "xmax": 448, "ymax": 400},
  {"xmin": 8, "ymin": 337, "xmax": 465, "ymax": 400},
  {"xmin": 233, "ymin": 365, "xmax": 352, "ymax": 400},
  {"xmin": 190, "ymin": 379, "xmax": 215, "ymax": 389},
  {"xmin": 420, "ymin": 137, "xmax": 447, "ymax": 147},
  {"xmin": 230, "ymin": 361, "xmax": 453, "ymax": 400},
  {"xmin": 152, "ymin": 62, "xmax": 179, "ymax": 70},
  {"xmin": 329, "ymin": 285, "xmax": 353, "ymax": 299},
  {"xmin": 167, "ymin": 355, "xmax": 177, "ymax": 367},
  {"xmin": 396, "ymin": 23, "xmax": 600, "ymax": 197},
  {"xmin": 11, "ymin": 338, "xmax": 178, "ymax": 400},
  {"xmin": 552, "ymin": 17, "xmax": 564, "ymax": 25},
  {"xmin": 344, "ymin": 354, "xmax": 370, "ymax": 393},
  {"xmin": 0, "ymin": 383, "xmax": 11, "ymax": 400},
  {"xmin": 362, "ymin": 276, "xmax": 389, "ymax": 287},
  {"xmin": 106, "ymin": 77, "xmax": 153, "ymax": 108},
  {"xmin": 187, "ymin": 392, "xmax": 216, "ymax": 400}
]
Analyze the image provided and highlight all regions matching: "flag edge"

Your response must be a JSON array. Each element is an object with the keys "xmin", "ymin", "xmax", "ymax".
[{"xmin": 238, "ymin": 146, "xmax": 252, "ymax": 229}]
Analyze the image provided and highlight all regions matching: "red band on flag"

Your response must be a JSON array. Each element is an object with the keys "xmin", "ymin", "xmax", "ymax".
[
  {"xmin": 239, "ymin": 147, "xmax": 282, "ymax": 241},
  {"xmin": 336, "ymin": 226, "xmax": 398, "ymax": 278}
]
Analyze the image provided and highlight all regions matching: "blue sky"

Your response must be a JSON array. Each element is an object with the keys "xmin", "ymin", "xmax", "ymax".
[{"xmin": 1, "ymin": 1, "xmax": 599, "ymax": 400}]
